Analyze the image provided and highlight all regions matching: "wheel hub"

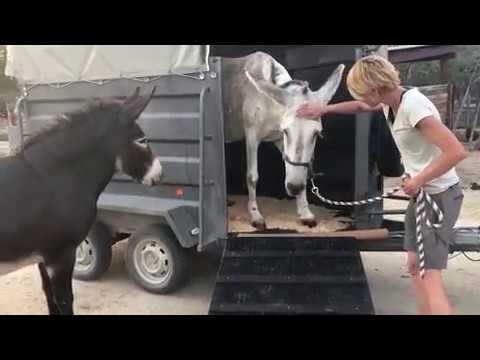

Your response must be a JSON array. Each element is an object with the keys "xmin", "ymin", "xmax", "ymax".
[
  {"xmin": 76, "ymin": 239, "xmax": 94, "ymax": 267},
  {"xmin": 140, "ymin": 243, "xmax": 169, "ymax": 276}
]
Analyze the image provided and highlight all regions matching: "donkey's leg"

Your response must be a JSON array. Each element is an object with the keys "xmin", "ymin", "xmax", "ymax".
[
  {"xmin": 246, "ymin": 134, "xmax": 266, "ymax": 230},
  {"xmin": 38, "ymin": 263, "xmax": 60, "ymax": 315},
  {"xmin": 44, "ymin": 247, "xmax": 76, "ymax": 315},
  {"xmin": 296, "ymin": 189, "xmax": 317, "ymax": 228}
]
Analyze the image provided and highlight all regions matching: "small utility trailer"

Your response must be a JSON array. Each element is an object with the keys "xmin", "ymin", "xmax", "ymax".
[{"xmin": 5, "ymin": 45, "xmax": 479, "ymax": 314}]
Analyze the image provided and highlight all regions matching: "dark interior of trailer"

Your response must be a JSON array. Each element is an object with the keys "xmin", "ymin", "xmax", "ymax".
[{"xmin": 210, "ymin": 45, "xmax": 403, "ymax": 216}]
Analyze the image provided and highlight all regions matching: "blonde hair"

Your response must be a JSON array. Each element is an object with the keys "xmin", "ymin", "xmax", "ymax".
[{"xmin": 346, "ymin": 55, "xmax": 401, "ymax": 100}]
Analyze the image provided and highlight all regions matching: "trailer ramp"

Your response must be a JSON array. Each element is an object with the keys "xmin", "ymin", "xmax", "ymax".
[{"xmin": 208, "ymin": 235, "xmax": 375, "ymax": 315}]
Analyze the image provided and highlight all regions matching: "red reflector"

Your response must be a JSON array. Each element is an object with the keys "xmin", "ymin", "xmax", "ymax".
[{"xmin": 176, "ymin": 188, "xmax": 184, "ymax": 197}]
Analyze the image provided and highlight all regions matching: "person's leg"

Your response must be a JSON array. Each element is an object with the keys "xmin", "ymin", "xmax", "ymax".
[
  {"xmin": 408, "ymin": 257, "xmax": 430, "ymax": 315},
  {"xmin": 404, "ymin": 199, "xmax": 429, "ymax": 314},
  {"xmin": 418, "ymin": 184, "xmax": 463, "ymax": 315},
  {"xmin": 418, "ymin": 239, "xmax": 453, "ymax": 315},
  {"xmin": 420, "ymin": 270, "xmax": 451, "ymax": 315}
]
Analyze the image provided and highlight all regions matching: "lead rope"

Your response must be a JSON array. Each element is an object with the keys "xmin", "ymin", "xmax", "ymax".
[
  {"xmin": 414, "ymin": 188, "xmax": 444, "ymax": 278},
  {"xmin": 310, "ymin": 175, "xmax": 444, "ymax": 279}
]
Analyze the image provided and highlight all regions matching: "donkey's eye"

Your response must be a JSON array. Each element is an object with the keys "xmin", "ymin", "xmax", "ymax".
[{"xmin": 135, "ymin": 137, "xmax": 148, "ymax": 145}]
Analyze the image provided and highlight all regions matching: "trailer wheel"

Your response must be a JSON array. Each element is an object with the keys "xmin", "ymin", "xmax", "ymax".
[
  {"xmin": 73, "ymin": 223, "xmax": 113, "ymax": 281},
  {"xmin": 125, "ymin": 225, "xmax": 189, "ymax": 294}
]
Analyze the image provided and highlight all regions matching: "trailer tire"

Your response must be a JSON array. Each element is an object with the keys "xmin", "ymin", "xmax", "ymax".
[
  {"xmin": 73, "ymin": 223, "xmax": 113, "ymax": 281},
  {"xmin": 125, "ymin": 225, "xmax": 189, "ymax": 294}
]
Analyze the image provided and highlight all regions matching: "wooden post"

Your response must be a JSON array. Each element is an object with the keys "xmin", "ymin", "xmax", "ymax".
[
  {"xmin": 468, "ymin": 94, "xmax": 480, "ymax": 148},
  {"xmin": 376, "ymin": 46, "xmax": 389, "ymax": 58},
  {"xmin": 405, "ymin": 63, "xmax": 414, "ymax": 83},
  {"xmin": 440, "ymin": 57, "xmax": 451, "ymax": 83},
  {"xmin": 440, "ymin": 57, "xmax": 453, "ymax": 129},
  {"xmin": 466, "ymin": 92, "xmax": 474, "ymax": 132}
]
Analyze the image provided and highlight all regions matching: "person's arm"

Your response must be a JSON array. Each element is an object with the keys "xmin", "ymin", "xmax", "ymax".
[
  {"xmin": 402, "ymin": 116, "xmax": 467, "ymax": 196},
  {"xmin": 297, "ymin": 101, "xmax": 383, "ymax": 119}
]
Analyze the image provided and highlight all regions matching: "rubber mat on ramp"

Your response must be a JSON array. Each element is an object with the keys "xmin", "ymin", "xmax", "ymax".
[{"xmin": 208, "ymin": 236, "xmax": 375, "ymax": 315}]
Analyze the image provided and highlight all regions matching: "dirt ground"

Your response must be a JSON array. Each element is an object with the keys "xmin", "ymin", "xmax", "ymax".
[{"xmin": 0, "ymin": 152, "xmax": 479, "ymax": 315}]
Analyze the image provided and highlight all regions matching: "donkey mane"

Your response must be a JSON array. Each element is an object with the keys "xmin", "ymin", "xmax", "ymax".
[{"xmin": 12, "ymin": 100, "xmax": 120, "ymax": 156}]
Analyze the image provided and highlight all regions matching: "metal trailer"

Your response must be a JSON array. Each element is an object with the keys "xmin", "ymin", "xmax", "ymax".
[
  {"xmin": 5, "ymin": 45, "xmax": 480, "ymax": 304},
  {"xmin": 7, "ymin": 46, "xmax": 227, "ymax": 294}
]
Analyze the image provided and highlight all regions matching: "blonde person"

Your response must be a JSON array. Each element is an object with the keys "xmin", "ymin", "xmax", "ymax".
[{"xmin": 297, "ymin": 55, "xmax": 467, "ymax": 315}]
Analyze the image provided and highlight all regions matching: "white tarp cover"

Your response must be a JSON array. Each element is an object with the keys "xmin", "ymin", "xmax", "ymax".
[{"xmin": 5, "ymin": 45, "xmax": 210, "ymax": 85}]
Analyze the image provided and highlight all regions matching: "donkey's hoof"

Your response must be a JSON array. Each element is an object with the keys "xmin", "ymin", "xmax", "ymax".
[
  {"xmin": 251, "ymin": 220, "xmax": 267, "ymax": 231},
  {"xmin": 301, "ymin": 219, "xmax": 318, "ymax": 228}
]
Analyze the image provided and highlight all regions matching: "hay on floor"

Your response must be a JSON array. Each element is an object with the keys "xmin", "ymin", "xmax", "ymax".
[{"xmin": 228, "ymin": 195, "xmax": 352, "ymax": 233}]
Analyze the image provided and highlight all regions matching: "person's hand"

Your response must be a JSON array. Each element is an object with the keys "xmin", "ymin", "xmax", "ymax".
[
  {"xmin": 402, "ymin": 176, "xmax": 422, "ymax": 197},
  {"xmin": 407, "ymin": 251, "xmax": 418, "ymax": 276},
  {"xmin": 296, "ymin": 102, "xmax": 327, "ymax": 120}
]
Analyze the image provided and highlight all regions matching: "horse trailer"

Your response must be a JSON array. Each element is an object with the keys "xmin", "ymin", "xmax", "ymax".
[{"xmin": 5, "ymin": 45, "xmax": 480, "ymax": 306}]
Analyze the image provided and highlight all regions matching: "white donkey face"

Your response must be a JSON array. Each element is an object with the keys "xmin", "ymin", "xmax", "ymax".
[
  {"xmin": 281, "ymin": 64, "xmax": 345, "ymax": 196},
  {"xmin": 281, "ymin": 116, "xmax": 323, "ymax": 196}
]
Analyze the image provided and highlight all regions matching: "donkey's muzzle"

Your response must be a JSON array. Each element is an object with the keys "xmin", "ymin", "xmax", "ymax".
[{"xmin": 141, "ymin": 157, "xmax": 163, "ymax": 187}]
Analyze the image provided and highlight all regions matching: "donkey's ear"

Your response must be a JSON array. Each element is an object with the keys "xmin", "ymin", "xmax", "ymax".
[
  {"xmin": 124, "ymin": 87, "xmax": 141, "ymax": 105},
  {"xmin": 124, "ymin": 86, "xmax": 156, "ymax": 122},
  {"xmin": 244, "ymin": 71, "xmax": 288, "ymax": 107},
  {"xmin": 312, "ymin": 64, "xmax": 345, "ymax": 105}
]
